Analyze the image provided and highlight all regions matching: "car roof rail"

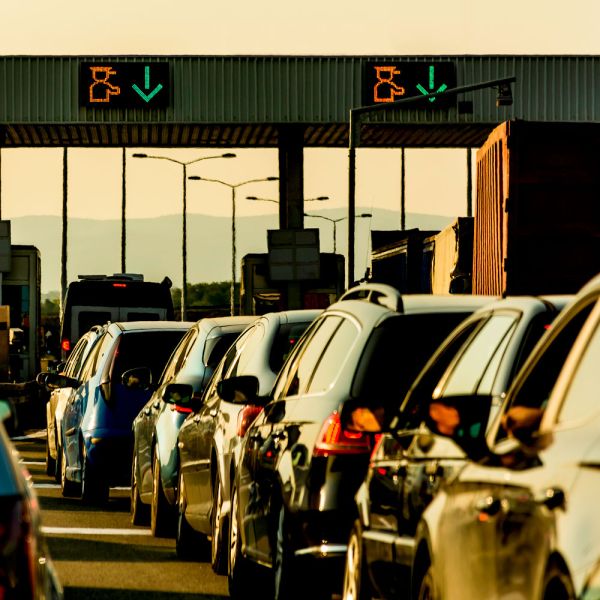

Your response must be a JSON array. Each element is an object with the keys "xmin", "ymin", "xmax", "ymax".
[{"xmin": 338, "ymin": 283, "xmax": 403, "ymax": 312}]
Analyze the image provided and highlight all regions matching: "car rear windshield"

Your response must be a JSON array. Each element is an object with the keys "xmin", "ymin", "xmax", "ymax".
[
  {"xmin": 352, "ymin": 312, "xmax": 471, "ymax": 407},
  {"xmin": 112, "ymin": 330, "xmax": 188, "ymax": 383},
  {"xmin": 203, "ymin": 333, "xmax": 243, "ymax": 369}
]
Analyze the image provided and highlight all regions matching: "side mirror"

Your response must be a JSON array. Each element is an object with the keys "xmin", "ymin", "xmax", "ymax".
[
  {"xmin": 340, "ymin": 401, "xmax": 385, "ymax": 433},
  {"xmin": 54, "ymin": 361, "xmax": 66, "ymax": 374},
  {"xmin": 44, "ymin": 372, "xmax": 80, "ymax": 390},
  {"xmin": 121, "ymin": 367, "xmax": 152, "ymax": 390},
  {"xmin": 424, "ymin": 394, "xmax": 493, "ymax": 460},
  {"xmin": 163, "ymin": 383, "xmax": 202, "ymax": 411},
  {"xmin": 217, "ymin": 375, "xmax": 261, "ymax": 405},
  {"xmin": 36, "ymin": 371, "xmax": 49, "ymax": 386}
]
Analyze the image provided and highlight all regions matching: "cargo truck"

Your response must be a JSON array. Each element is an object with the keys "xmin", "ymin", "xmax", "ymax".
[{"xmin": 473, "ymin": 120, "xmax": 600, "ymax": 296}]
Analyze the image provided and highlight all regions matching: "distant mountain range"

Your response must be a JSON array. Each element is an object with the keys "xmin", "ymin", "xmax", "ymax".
[{"xmin": 9, "ymin": 210, "xmax": 454, "ymax": 293}]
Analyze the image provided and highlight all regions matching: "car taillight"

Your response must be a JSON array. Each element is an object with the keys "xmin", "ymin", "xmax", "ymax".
[
  {"xmin": 61, "ymin": 339, "xmax": 70, "ymax": 353},
  {"xmin": 112, "ymin": 283, "xmax": 127, "ymax": 288},
  {"xmin": 313, "ymin": 411, "xmax": 372, "ymax": 457},
  {"xmin": 237, "ymin": 405, "xmax": 263, "ymax": 438},
  {"xmin": 174, "ymin": 405, "xmax": 193, "ymax": 414},
  {"xmin": 0, "ymin": 497, "xmax": 36, "ymax": 599}
]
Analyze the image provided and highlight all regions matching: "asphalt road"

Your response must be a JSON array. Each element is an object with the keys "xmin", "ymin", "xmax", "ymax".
[{"xmin": 13, "ymin": 430, "xmax": 231, "ymax": 600}]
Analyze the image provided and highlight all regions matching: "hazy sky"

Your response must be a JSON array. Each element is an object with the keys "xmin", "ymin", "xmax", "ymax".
[{"xmin": 1, "ymin": 0, "xmax": 599, "ymax": 288}]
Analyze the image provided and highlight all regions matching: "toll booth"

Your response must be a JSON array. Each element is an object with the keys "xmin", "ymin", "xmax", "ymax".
[
  {"xmin": 2, "ymin": 246, "xmax": 41, "ymax": 382},
  {"xmin": 240, "ymin": 253, "xmax": 345, "ymax": 315}
]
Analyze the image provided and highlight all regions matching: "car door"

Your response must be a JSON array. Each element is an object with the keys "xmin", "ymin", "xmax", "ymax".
[
  {"xmin": 241, "ymin": 314, "xmax": 353, "ymax": 563},
  {"xmin": 182, "ymin": 328, "xmax": 253, "ymax": 517}
]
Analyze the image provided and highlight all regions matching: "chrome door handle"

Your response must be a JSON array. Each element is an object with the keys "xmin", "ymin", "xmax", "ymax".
[{"xmin": 209, "ymin": 409, "xmax": 218, "ymax": 418}]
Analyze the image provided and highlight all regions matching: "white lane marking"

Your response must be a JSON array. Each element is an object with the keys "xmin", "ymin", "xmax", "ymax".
[
  {"xmin": 21, "ymin": 460, "xmax": 46, "ymax": 465},
  {"xmin": 42, "ymin": 527, "xmax": 151, "ymax": 536},
  {"xmin": 34, "ymin": 483, "xmax": 61, "ymax": 489},
  {"xmin": 11, "ymin": 430, "xmax": 47, "ymax": 441}
]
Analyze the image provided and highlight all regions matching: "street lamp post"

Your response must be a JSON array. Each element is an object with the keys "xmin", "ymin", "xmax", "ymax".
[
  {"xmin": 188, "ymin": 175, "xmax": 278, "ymax": 316},
  {"xmin": 305, "ymin": 212, "xmax": 372, "ymax": 254},
  {"xmin": 133, "ymin": 152, "xmax": 236, "ymax": 320},
  {"xmin": 347, "ymin": 75, "xmax": 516, "ymax": 288}
]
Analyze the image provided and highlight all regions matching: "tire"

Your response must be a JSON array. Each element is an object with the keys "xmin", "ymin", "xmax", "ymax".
[
  {"xmin": 176, "ymin": 469, "xmax": 209, "ymax": 560},
  {"xmin": 542, "ymin": 562, "xmax": 575, "ymax": 600},
  {"xmin": 343, "ymin": 522, "xmax": 373, "ymax": 600},
  {"xmin": 54, "ymin": 441, "xmax": 62, "ymax": 483},
  {"xmin": 211, "ymin": 474, "xmax": 227, "ymax": 575},
  {"xmin": 228, "ymin": 483, "xmax": 256, "ymax": 599},
  {"xmin": 81, "ymin": 450, "xmax": 109, "ymax": 505},
  {"xmin": 45, "ymin": 434, "xmax": 56, "ymax": 476},
  {"xmin": 151, "ymin": 450, "xmax": 174, "ymax": 537},
  {"xmin": 417, "ymin": 565, "xmax": 436, "ymax": 600},
  {"xmin": 60, "ymin": 444, "xmax": 81, "ymax": 498},
  {"xmin": 130, "ymin": 452, "xmax": 150, "ymax": 526},
  {"xmin": 272, "ymin": 503, "xmax": 303, "ymax": 600}
]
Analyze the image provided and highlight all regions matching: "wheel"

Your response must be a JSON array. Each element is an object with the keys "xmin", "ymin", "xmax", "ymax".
[
  {"xmin": 60, "ymin": 444, "xmax": 81, "ymax": 498},
  {"xmin": 45, "ymin": 433, "xmax": 56, "ymax": 476},
  {"xmin": 273, "ymin": 503, "xmax": 305, "ymax": 600},
  {"xmin": 542, "ymin": 562, "xmax": 575, "ymax": 600},
  {"xmin": 176, "ymin": 469, "xmax": 209, "ymax": 560},
  {"xmin": 130, "ymin": 452, "xmax": 150, "ymax": 526},
  {"xmin": 211, "ymin": 474, "xmax": 228, "ymax": 575},
  {"xmin": 81, "ymin": 450, "xmax": 109, "ymax": 505},
  {"xmin": 228, "ymin": 483, "xmax": 256, "ymax": 599},
  {"xmin": 151, "ymin": 450, "xmax": 174, "ymax": 537},
  {"xmin": 343, "ymin": 522, "xmax": 373, "ymax": 600},
  {"xmin": 417, "ymin": 565, "xmax": 436, "ymax": 600},
  {"xmin": 54, "ymin": 441, "xmax": 62, "ymax": 483}
]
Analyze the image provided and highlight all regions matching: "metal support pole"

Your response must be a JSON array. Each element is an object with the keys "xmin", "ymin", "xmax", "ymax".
[
  {"xmin": 61, "ymin": 148, "xmax": 68, "ymax": 315},
  {"xmin": 0, "ymin": 148, "xmax": 2, "ymax": 220},
  {"xmin": 333, "ymin": 222, "xmax": 337, "ymax": 254},
  {"xmin": 230, "ymin": 187, "xmax": 236, "ymax": 316},
  {"xmin": 181, "ymin": 164, "xmax": 187, "ymax": 321},
  {"xmin": 466, "ymin": 148, "xmax": 473, "ymax": 217},
  {"xmin": 347, "ymin": 113, "xmax": 359, "ymax": 289},
  {"xmin": 121, "ymin": 148, "xmax": 126, "ymax": 273},
  {"xmin": 401, "ymin": 147, "xmax": 406, "ymax": 230}
]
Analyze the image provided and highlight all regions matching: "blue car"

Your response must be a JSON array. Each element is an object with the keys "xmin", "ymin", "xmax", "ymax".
[
  {"xmin": 130, "ymin": 316, "xmax": 256, "ymax": 535},
  {"xmin": 47, "ymin": 321, "xmax": 192, "ymax": 503}
]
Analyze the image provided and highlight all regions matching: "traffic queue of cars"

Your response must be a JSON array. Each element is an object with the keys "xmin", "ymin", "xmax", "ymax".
[{"xmin": 27, "ymin": 274, "xmax": 600, "ymax": 599}]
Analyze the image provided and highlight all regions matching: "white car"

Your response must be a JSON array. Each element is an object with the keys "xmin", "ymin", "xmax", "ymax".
[{"xmin": 413, "ymin": 273, "xmax": 600, "ymax": 599}]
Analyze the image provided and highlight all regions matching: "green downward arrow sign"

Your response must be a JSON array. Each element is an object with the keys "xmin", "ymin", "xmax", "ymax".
[
  {"xmin": 132, "ymin": 66, "xmax": 163, "ymax": 103},
  {"xmin": 416, "ymin": 65, "xmax": 448, "ymax": 102}
]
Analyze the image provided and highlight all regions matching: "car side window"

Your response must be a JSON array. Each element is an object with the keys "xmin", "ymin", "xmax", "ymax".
[
  {"xmin": 230, "ymin": 322, "xmax": 265, "ymax": 377},
  {"xmin": 63, "ymin": 337, "xmax": 87, "ymax": 377},
  {"xmin": 496, "ymin": 300, "xmax": 596, "ymax": 442},
  {"xmin": 273, "ymin": 316, "xmax": 342, "ymax": 400},
  {"xmin": 557, "ymin": 319, "xmax": 600, "ymax": 424},
  {"xmin": 438, "ymin": 313, "xmax": 517, "ymax": 398},
  {"xmin": 80, "ymin": 332, "xmax": 113, "ymax": 381},
  {"xmin": 307, "ymin": 318, "xmax": 359, "ymax": 394},
  {"xmin": 160, "ymin": 328, "xmax": 196, "ymax": 383}
]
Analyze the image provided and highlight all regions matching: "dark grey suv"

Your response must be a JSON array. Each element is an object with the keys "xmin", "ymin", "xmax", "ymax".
[{"xmin": 227, "ymin": 284, "xmax": 494, "ymax": 600}]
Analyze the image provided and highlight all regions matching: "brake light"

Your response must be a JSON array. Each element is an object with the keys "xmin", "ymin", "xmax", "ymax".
[
  {"xmin": 237, "ymin": 405, "xmax": 263, "ymax": 437},
  {"xmin": 174, "ymin": 405, "xmax": 192, "ymax": 414},
  {"xmin": 313, "ymin": 411, "xmax": 372, "ymax": 457},
  {"xmin": 112, "ymin": 283, "xmax": 127, "ymax": 288},
  {"xmin": 61, "ymin": 339, "xmax": 71, "ymax": 352}
]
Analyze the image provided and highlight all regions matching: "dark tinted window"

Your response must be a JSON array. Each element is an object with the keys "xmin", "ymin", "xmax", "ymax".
[
  {"xmin": 352, "ymin": 312, "xmax": 470, "ymax": 409},
  {"xmin": 78, "ymin": 311, "xmax": 111, "ymax": 335},
  {"xmin": 112, "ymin": 330, "xmax": 188, "ymax": 382},
  {"xmin": 127, "ymin": 312, "xmax": 161, "ymax": 321},
  {"xmin": 204, "ymin": 333, "xmax": 240, "ymax": 369}
]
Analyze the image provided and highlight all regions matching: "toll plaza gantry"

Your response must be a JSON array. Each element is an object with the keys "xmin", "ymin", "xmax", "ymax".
[{"xmin": 1, "ymin": 55, "xmax": 600, "ymax": 294}]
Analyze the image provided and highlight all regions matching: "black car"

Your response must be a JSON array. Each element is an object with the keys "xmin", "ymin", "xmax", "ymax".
[
  {"xmin": 229, "ymin": 284, "xmax": 493, "ymax": 600},
  {"xmin": 341, "ymin": 295, "xmax": 570, "ymax": 600}
]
